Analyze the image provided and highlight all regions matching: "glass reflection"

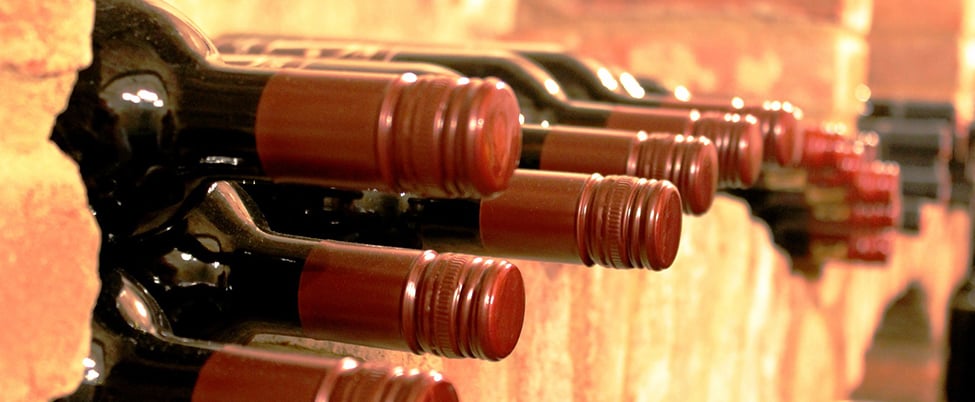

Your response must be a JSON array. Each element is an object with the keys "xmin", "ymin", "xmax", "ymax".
[
  {"xmin": 595, "ymin": 67, "xmax": 619, "ymax": 92},
  {"xmin": 674, "ymin": 85, "xmax": 691, "ymax": 102},
  {"xmin": 543, "ymin": 78, "xmax": 561, "ymax": 96},
  {"xmin": 617, "ymin": 72, "xmax": 646, "ymax": 99}
]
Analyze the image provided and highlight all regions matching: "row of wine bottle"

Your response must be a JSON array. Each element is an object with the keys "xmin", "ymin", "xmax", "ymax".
[{"xmin": 52, "ymin": 0, "xmax": 910, "ymax": 400}]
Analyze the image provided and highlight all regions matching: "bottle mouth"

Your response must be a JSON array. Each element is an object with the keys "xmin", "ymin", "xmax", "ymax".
[
  {"xmin": 635, "ymin": 133, "xmax": 717, "ymax": 215},
  {"xmin": 851, "ymin": 161, "xmax": 900, "ymax": 204},
  {"xmin": 576, "ymin": 174, "xmax": 683, "ymax": 270},
  {"xmin": 384, "ymin": 75, "xmax": 522, "ymax": 199},
  {"xmin": 726, "ymin": 115, "xmax": 764, "ymax": 188},
  {"xmin": 747, "ymin": 106, "xmax": 802, "ymax": 167},
  {"xmin": 405, "ymin": 251, "xmax": 525, "ymax": 361},
  {"xmin": 691, "ymin": 112, "xmax": 763, "ymax": 189}
]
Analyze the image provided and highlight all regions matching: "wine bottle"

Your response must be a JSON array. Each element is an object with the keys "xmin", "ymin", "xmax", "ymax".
[
  {"xmin": 60, "ymin": 268, "xmax": 459, "ymax": 402},
  {"xmin": 243, "ymin": 169, "xmax": 684, "ymax": 270},
  {"xmin": 214, "ymin": 52, "xmax": 729, "ymax": 213},
  {"xmin": 805, "ymin": 160, "xmax": 900, "ymax": 205},
  {"xmin": 117, "ymin": 181, "xmax": 526, "ymax": 361},
  {"xmin": 858, "ymin": 117, "xmax": 954, "ymax": 163},
  {"xmin": 807, "ymin": 226, "xmax": 892, "ymax": 263},
  {"xmin": 759, "ymin": 195, "xmax": 892, "ymax": 267},
  {"xmin": 946, "ymin": 273, "xmax": 975, "ymax": 402},
  {"xmin": 211, "ymin": 38, "xmax": 767, "ymax": 186},
  {"xmin": 53, "ymin": 0, "xmax": 522, "ymax": 240}
]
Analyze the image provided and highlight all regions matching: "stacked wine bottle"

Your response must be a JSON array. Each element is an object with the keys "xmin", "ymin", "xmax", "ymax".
[{"xmin": 53, "ymin": 0, "xmax": 915, "ymax": 400}]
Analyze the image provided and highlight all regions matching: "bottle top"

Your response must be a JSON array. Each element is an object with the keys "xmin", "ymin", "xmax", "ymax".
[
  {"xmin": 578, "ymin": 174, "xmax": 683, "ymax": 269},
  {"xmin": 691, "ymin": 112, "xmax": 764, "ymax": 188},
  {"xmin": 850, "ymin": 161, "xmax": 901, "ymax": 204},
  {"xmin": 800, "ymin": 126, "xmax": 857, "ymax": 169},
  {"xmin": 751, "ymin": 100, "xmax": 802, "ymax": 167},
  {"xmin": 805, "ymin": 145, "xmax": 865, "ymax": 187},
  {"xmin": 300, "ymin": 245, "xmax": 526, "ymax": 361},
  {"xmin": 255, "ymin": 73, "xmax": 523, "ymax": 198},
  {"xmin": 403, "ymin": 252, "xmax": 526, "ymax": 361},
  {"xmin": 194, "ymin": 346, "xmax": 461, "ymax": 402},
  {"xmin": 634, "ymin": 133, "xmax": 717, "ymax": 215}
]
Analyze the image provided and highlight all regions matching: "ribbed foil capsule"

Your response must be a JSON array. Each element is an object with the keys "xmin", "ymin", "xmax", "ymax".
[
  {"xmin": 634, "ymin": 133, "xmax": 717, "ymax": 215},
  {"xmin": 576, "ymin": 174, "xmax": 683, "ymax": 270},
  {"xmin": 691, "ymin": 112, "xmax": 764, "ymax": 188},
  {"xmin": 383, "ymin": 75, "xmax": 522, "ymax": 198},
  {"xmin": 405, "ymin": 251, "xmax": 525, "ymax": 361},
  {"xmin": 743, "ymin": 101, "xmax": 802, "ymax": 167}
]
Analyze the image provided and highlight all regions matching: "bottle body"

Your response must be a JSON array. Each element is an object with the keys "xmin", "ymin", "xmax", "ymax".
[
  {"xmin": 55, "ymin": 0, "xmax": 522, "ymax": 239},
  {"xmin": 122, "ymin": 181, "xmax": 525, "ymax": 361},
  {"xmin": 946, "ymin": 276, "xmax": 975, "ymax": 402},
  {"xmin": 61, "ymin": 269, "xmax": 459, "ymax": 402}
]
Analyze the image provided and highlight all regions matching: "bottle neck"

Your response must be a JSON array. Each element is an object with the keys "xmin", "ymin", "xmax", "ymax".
[
  {"xmin": 82, "ymin": 319, "xmax": 209, "ymax": 401},
  {"xmin": 517, "ymin": 50, "xmax": 636, "ymax": 103},
  {"xmin": 241, "ymin": 181, "xmax": 484, "ymax": 252}
]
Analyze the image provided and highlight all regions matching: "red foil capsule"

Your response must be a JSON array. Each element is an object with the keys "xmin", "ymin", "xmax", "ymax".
[
  {"xmin": 691, "ymin": 111, "xmax": 764, "ymax": 188},
  {"xmin": 806, "ymin": 145, "xmax": 865, "ymax": 187}
]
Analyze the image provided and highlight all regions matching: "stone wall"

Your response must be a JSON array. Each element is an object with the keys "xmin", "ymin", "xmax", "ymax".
[{"xmin": 0, "ymin": 1, "xmax": 101, "ymax": 402}]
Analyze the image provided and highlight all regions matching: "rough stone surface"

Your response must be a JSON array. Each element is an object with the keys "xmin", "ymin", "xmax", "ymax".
[{"xmin": 0, "ymin": 1, "xmax": 101, "ymax": 401}]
